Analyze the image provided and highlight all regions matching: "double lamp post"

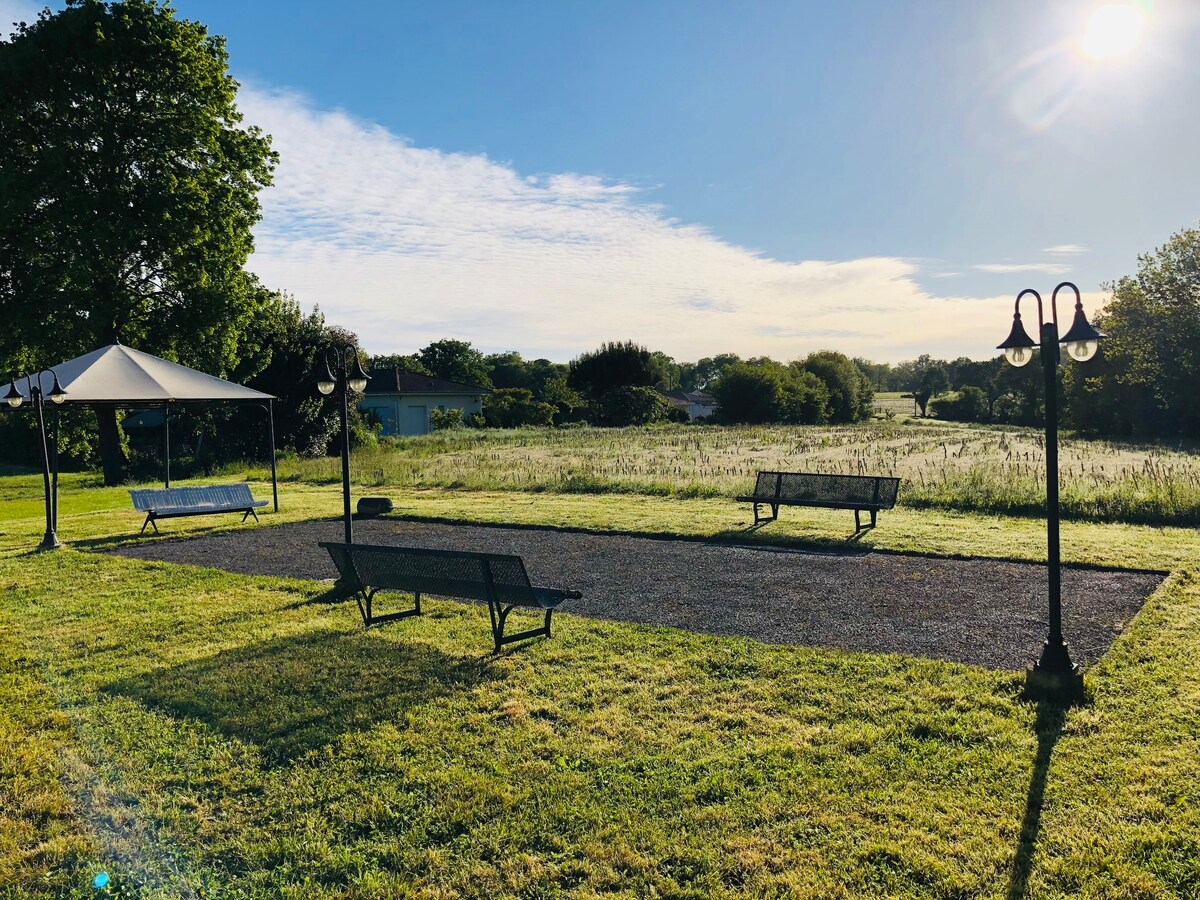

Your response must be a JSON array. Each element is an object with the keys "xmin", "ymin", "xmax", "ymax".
[
  {"xmin": 5, "ymin": 368, "xmax": 68, "ymax": 550},
  {"xmin": 997, "ymin": 281, "xmax": 1104, "ymax": 686},
  {"xmin": 316, "ymin": 347, "xmax": 370, "ymax": 544}
]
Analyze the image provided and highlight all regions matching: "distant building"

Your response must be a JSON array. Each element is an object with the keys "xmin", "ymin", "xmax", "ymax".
[
  {"xmin": 661, "ymin": 389, "xmax": 719, "ymax": 420},
  {"xmin": 359, "ymin": 369, "xmax": 489, "ymax": 436}
]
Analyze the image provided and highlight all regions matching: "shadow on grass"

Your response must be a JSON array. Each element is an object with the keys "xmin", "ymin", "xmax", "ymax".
[
  {"xmin": 105, "ymin": 629, "xmax": 498, "ymax": 764},
  {"xmin": 1005, "ymin": 698, "xmax": 1069, "ymax": 900}
]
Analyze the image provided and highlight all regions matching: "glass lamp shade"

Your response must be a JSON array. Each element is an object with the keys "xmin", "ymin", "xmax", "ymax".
[
  {"xmin": 48, "ymin": 374, "xmax": 67, "ymax": 404},
  {"xmin": 316, "ymin": 358, "xmax": 337, "ymax": 395},
  {"xmin": 1003, "ymin": 345, "xmax": 1035, "ymax": 367},
  {"xmin": 1059, "ymin": 303, "xmax": 1104, "ymax": 364},
  {"xmin": 4, "ymin": 382, "xmax": 23, "ymax": 408},
  {"xmin": 347, "ymin": 356, "xmax": 370, "ymax": 393},
  {"xmin": 997, "ymin": 313, "xmax": 1037, "ymax": 368},
  {"xmin": 1063, "ymin": 339, "xmax": 1099, "ymax": 363}
]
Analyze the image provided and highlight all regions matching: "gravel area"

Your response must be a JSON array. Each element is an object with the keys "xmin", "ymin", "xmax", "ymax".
[{"xmin": 110, "ymin": 517, "xmax": 1164, "ymax": 670}]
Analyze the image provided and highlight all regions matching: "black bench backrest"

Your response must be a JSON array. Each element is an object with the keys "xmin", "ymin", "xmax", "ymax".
[
  {"xmin": 755, "ymin": 471, "xmax": 900, "ymax": 508},
  {"xmin": 319, "ymin": 541, "xmax": 537, "ymax": 606}
]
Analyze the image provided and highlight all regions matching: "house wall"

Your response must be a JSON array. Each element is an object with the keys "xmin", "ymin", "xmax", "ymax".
[{"xmin": 359, "ymin": 393, "xmax": 484, "ymax": 436}]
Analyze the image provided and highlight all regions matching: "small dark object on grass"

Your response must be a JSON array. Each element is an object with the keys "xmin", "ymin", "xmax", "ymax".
[{"xmin": 356, "ymin": 497, "xmax": 394, "ymax": 518}]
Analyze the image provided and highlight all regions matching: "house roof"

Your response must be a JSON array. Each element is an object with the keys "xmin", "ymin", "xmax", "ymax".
[
  {"xmin": 2, "ymin": 343, "xmax": 274, "ymax": 403},
  {"xmin": 364, "ymin": 368, "xmax": 490, "ymax": 396},
  {"xmin": 662, "ymin": 389, "xmax": 717, "ymax": 406}
]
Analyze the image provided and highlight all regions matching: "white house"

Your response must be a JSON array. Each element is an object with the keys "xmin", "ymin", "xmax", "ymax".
[
  {"xmin": 661, "ymin": 389, "xmax": 719, "ymax": 420},
  {"xmin": 359, "ymin": 369, "xmax": 488, "ymax": 436}
]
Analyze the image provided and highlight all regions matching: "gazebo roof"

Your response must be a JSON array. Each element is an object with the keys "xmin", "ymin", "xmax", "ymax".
[{"xmin": 4, "ymin": 344, "xmax": 274, "ymax": 403}]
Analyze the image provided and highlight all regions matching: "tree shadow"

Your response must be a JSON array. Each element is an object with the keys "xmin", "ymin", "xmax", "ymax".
[
  {"xmin": 1005, "ymin": 698, "xmax": 1070, "ymax": 900},
  {"xmin": 105, "ymin": 629, "xmax": 498, "ymax": 765}
]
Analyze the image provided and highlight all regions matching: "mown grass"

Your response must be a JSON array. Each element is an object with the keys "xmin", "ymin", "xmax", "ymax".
[
  {"xmin": 1, "ymin": 474, "xmax": 1198, "ymax": 897},
  {"xmin": 232, "ymin": 422, "xmax": 1200, "ymax": 526}
]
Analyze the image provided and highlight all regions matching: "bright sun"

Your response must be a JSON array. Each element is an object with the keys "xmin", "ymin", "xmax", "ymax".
[{"xmin": 1081, "ymin": 3, "xmax": 1145, "ymax": 59}]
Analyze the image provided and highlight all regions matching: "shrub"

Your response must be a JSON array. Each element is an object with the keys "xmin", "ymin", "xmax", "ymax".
[
  {"xmin": 483, "ymin": 388, "xmax": 555, "ymax": 428},
  {"xmin": 594, "ymin": 386, "xmax": 670, "ymax": 427},
  {"xmin": 930, "ymin": 386, "xmax": 990, "ymax": 423},
  {"xmin": 430, "ymin": 407, "xmax": 466, "ymax": 430}
]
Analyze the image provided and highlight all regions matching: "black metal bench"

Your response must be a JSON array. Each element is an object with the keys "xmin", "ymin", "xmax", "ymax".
[
  {"xmin": 129, "ymin": 485, "xmax": 268, "ymax": 534},
  {"xmin": 737, "ymin": 471, "xmax": 901, "ymax": 530},
  {"xmin": 319, "ymin": 541, "xmax": 582, "ymax": 652}
]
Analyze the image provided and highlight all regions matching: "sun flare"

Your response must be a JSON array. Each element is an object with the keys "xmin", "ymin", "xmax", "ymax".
[{"xmin": 1081, "ymin": 3, "xmax": 1145, "ymax": 59}]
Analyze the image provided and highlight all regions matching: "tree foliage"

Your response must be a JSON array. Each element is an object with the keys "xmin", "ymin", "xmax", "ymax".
[
  {"xmin": 799, "ymin": 351, "xmax": 873, "ymax": 423},
  {"xmin": 594, "ymin": 386, "xmax": 671, "ymax": 427},
  {"xmin": 1067, "ymin": 225, "xmax": 1200, "ymax": 437},
  {"xmin": 483, "ymin": 388, "xmax": 555, "ymax": 428},
  {"xmin": 710, "ymin": 361, "xmax": 829, "ymax": 425},
  {"xmin": 567, "ymin": 341, "xmax": 660, "ymax": 399},
  {"xmin": 0, "ymin": 0, "xmax": 278, "ymax": 482},
  {"xmin": 417, "ymin": 339, "xmax": 492, "ymax": 388}
]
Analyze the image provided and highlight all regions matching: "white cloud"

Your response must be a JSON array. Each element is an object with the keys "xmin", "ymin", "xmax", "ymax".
[
  {"xmin": 0, "ymin": 0, "xmax": 39, "ymax": 39},
  {"xmin": 975, "ymin": 262, "xmax": 1073, "ymax": 275},
  {"xmin": 241, "ymin": 87, "xmax": 1013, "ymax": 363},
  {"xmin": 1042, "ymin": 244, "xmax": 1089, "ymax": 255}
]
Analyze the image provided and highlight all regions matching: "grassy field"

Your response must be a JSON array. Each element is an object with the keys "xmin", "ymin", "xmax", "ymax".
[
  {"xmin": 1, "ymin": 453, "xmax": 1199, "ymax": 897},
  {"xmin": 241, "ymin": 422, "xmax": 1200, "ymax": 526}
]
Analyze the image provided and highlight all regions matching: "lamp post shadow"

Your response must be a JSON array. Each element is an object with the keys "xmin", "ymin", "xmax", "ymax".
[{"xmin": 1005, "ymin": 698, "xmax": 1069, "ymax": 900}]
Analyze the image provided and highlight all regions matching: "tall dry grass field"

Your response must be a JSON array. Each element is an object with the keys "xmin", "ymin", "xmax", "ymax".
[{"xmin": 250, "ymin": 423, "xmax": 1200, "ymax": 526}]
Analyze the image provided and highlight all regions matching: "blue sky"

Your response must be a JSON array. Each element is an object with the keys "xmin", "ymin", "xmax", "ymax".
[{"xmin": 4, "ymin": 0, "xmax": 1199, "ymax": 361}]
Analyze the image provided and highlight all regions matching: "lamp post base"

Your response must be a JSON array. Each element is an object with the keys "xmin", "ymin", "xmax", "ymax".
[
  {"xmin": 1025, "ymin": 661, "xmax": 1085, "ymax": 703},
  {"xmin": 38, "ymin": 532, "xmax": 63, "ymax": 551}
]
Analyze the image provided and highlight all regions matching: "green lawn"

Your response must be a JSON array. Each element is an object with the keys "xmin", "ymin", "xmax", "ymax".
[{"xmin": 1, "ymin": 474, "xmax": 1198, "ymax": 898}]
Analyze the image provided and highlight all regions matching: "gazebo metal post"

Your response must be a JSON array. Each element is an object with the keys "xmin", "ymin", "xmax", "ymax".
[
  {"xmin": 268, "ymin": 399, "xmax": 279, "ymax": 512},
  {"xmin": 163, "ymin": 402, "xmax": 171, "ymax": 488}
]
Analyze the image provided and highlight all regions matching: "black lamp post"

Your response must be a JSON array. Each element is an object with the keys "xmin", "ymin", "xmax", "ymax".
[
  {"xmin": 998, "ymin": 281, "xmax": 1104, "ymax": 685},
  {"xmin": 315, "ymin": 347, "xmax": 369, "ymax": 544},
  {"xmin": 6, "ymin": 368, "xmax": 68, "ymax": 550}
]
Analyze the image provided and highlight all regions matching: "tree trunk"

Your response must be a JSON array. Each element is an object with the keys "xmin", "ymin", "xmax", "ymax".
[{"xmin": 96, "ymin": 406, "xmax": 128, "ymax": 485}]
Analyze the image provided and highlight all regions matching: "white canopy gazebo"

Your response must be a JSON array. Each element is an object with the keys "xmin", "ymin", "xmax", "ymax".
[{"xmin": 4, "ymin": 342, "xmax": 279, "ymax": 512}]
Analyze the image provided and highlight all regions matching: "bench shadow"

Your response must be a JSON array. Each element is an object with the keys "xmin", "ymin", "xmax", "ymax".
[
  {"xmin": 1005, "ymin": 698, "xmax": 1069, "ymax": 900},
  {"xmin": 104, "ymin": 629, "xmax": 497, "ymax": 765}
]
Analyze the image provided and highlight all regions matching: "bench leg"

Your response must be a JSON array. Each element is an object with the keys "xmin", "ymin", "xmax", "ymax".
[
  {"xmin": 871, "ymin": 509, "xmax": 877, "ymax": 529},
  {"xmin": 751, "ymin": 503, "xmax": 778, "ymax": 526},
  {"xmin": 855, "ymin": 509, "xmax": 862, "ymax": 531},
  {"xmin": 241, "ymin": 508, "xmax": 260, "ymax": 524},
  {"xmin": 490, "ymin": 603, "xmax": 553, "ymax": 652},
  {"xmin": 140, "ymin": 513, "xmax": 159, "ymax": 535},
  {"xmin": 357, "ymin": 589, "xmax": 422, "ymax": 627}
]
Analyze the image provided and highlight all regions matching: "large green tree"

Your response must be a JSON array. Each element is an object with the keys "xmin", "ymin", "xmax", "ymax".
[
  {"xmin": 799, "ymin": 350, "xmax": 873, "ymax": 423},
  {"xmin": 0, "ymin": 0, "xmax": 277, "ymax": 483},
  {"xmin": 1067, "ymin": 225, "xmax": 1200, "ymax": 437},
  {"xmin": 417, "ymin": 339, "xmax": 492, "ymax": 388}
]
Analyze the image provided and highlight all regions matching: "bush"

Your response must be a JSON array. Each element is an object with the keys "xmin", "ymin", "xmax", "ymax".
[
  {"xmin": 930, "ymin": 386, "xmax": 990, "ymax": 423},
  {"xmin": 594, "ymin": 386, "xmax": 670, "ymax": 426},
  {"xmin": 430, "ymin": 407, "xmax": 466, "ymax": 430},
  {"xmin": 710, "ymin": 362, "xmax": 829, "ymax": 425},
  {"xmin": 483, "ymin": 388, "xmax": 555, "ymax": 428}
]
